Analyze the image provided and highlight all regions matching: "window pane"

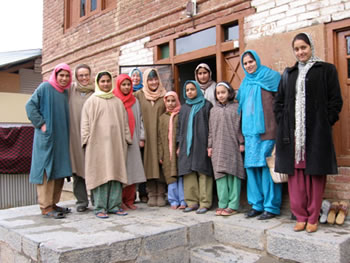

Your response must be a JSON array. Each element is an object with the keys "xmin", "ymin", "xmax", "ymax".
[
  {"xmin": 347, "ymin": 36, "xmax": 350, "ymax": 55},
  {"xmin": 91, "ymin": 0, "xmax": 97, "ymax": 11},
  {"xmin": 175, "ymin": 27, "xmax": 216, "ymax": 55},
  {"xmin": 160, "ymin": 44, "xmax": 169, "ymax": 59},
  {"xmin": 80, "ymin": 0, "xmax": 86, "ymax": 17},
  {"xmin": 224, "ymin": 24, "xmax": 239, "ymax": 41}
]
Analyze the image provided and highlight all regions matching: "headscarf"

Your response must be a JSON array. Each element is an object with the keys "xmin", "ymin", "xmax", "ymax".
[
  {"xmin": 142, "ymin": 68, "xmax": 166, "ymax": 104},
  {"xmin": 113, "ymin": 74, "xmax": 136, "ymax": 139},
  {"xmin": 94, "ymin": 71, "xmax": 115, "ymax": 99},
  {"xmin": 294, "ymin": 32, "xmax": 322, "ymax": 163},
  {"xmin": 73, "ymin": 64, "xmax": 95, "ymax": 93},
  {"xmin": 48, "ymin": 63, "xmax": 72, "ymax": 93},
  {"xmin": 163, "ymin": 91, "xmax": 181, "ymax": 160},
  {"xmin": 183, "ymin": 80, "xmax": 206, "ymax": 156},
  {"xmin": 236, "ymin": 50, "xmax": 281, "ymax": 136},
  {"xmin": 195, "ymin": 63, "xmax": 215, "ymax": 91},
  {"xmin": 129, "ymin": 68, "xmax": 143, "ymax": 92}
]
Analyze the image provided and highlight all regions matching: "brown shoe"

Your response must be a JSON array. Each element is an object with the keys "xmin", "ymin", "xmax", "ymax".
[
  {"xmin": 157, "ymin": 195, "xmax": 166, "ymax": 207},
  {"xmin": 147, "ymin": 195, "xmax": 157, "ymax": 207},
  {"xmin": 306, "ymin": 223, "xmax": 318, "ymax": 233},
  {"xmin": 293, "ymin": 222, "xmax": 306, "ymax": 232}
]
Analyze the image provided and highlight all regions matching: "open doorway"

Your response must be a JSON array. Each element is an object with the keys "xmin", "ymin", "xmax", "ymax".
[{"xmin": 177, "ymin": 56, "xmax": 216, "ymax": 104}]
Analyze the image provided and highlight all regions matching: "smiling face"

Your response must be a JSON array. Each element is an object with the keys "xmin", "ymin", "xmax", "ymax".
[
  {"xmin": 216, "ymin": 85, "xmax": 229, "ymax": 104},
  {"xmin": 293, "ymin": 39, "xmax": 312, "ymax": 63},
  {"xmin": 98, "ymin": 75, "xmax": 112, "ymax": 93},
  {"xmin": 147, "ymin": 77, "xmax": 159, "ymax": 91},
  {"xmin": 120, "ymin": 79, "xmax": 132, "ymax": 95},
  {"xmin": 76, "ymin": 67, "xmax": 90, "ymax": 86},
  {"xmin": 165, "ymin": 95, "xmax": 177, "ymax": 111},
  {"xmin": 185, "ymin": 83, "xmax": 197, "ymax": 100},
  {"xmin": 196, "ymin": 67, "xmax": 210, "ymax": 84},
  {"xmin": 242, "ymin": 54, "xmax": 257, "ymax": 74},
  {"xmin": 131, "ymin": 71, "xmax": 141, "ymax": 86},
  {"xmin": 57, "ymin": 70, "xmax": 71, "ymax": 87}
]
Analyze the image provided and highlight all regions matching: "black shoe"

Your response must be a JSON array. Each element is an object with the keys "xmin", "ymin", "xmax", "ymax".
[
  {"xmin": 258, "ymin": 211, "xmax": 276, "ymax": 220},
  {"xmin": 245, "ymin": 209, "xmax": 263, "ymax": 218},
  {"xmin": 76, "ymin": 206, "xmax": 87, "ymax": 212}
]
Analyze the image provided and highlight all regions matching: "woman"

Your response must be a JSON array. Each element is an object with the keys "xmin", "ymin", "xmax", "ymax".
[
  {"xmin": 274, "ymin": 33, "xmax": 343, "ymax": 233},
  {"xmin": 237, "ymin": 50, "xmax": 282, "ymax": 220},
  {"xmin": 81, "ymin": 71, "xmax": 131, "ymax": 218},
  {"xmin": 135, "ymin": 68, "xmax": 166, "ymax": 207},
  {"xmin": 194, "ymin": 63, "xmax": 216, "ymax": 105},
  {"xmin": 129, "ymin": 68, "xmax": 143, "ymax": 92},
  {"xmin": 69, "ymin": 64, "xmax": 94, "ymax": 212}
]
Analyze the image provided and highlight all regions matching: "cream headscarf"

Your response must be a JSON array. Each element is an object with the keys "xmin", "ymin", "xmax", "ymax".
[
  {"xmin": 195, "ymin": 63, "xmax": 215, "ymax": 91},
  {"xmin": 142, "ymin": 68, "xmax": 166, "ymax": 104},
  {"xmin": 94, "ymin": 71, "xmax": 115, "ymax": 99}
]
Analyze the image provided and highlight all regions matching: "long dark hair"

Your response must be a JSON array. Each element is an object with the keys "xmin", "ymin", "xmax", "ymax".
[
  {"xmin": 214, "ymin": 81, "xmax": 235, "ymax": 102},
  {"xmin": 292, "ymin": 33, "xmax": 311, "ymax": 48}
]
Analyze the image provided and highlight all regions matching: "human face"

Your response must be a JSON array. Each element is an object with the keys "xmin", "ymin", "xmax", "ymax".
[
  {"xmin": 147, "ymin": 77, "xmax": 159, "ymax": 91},
  {"xmin": 216, "ymin": 85, "xmax": 229, "ymax": 104},
  {"xmin": 293, "ymin": 39, "xmax": 312, "ymax": 63},
  {"xmin": 197, "ymin": 67, "xmax": 210, "ymax": 84},
  {"xmin": 76, "ymin": 68, "xmax": 90, "ymax": 86},
  {"xmin": 131, "ymin": 72, "xmax": 141, "ymax": 86},
  {"xmin": 57, "ymin": 70, "xmax": 70, "ymax": 87},
  {"xmin": 98, "ymin": 75, "xmax": 112, "ymax": 93},
  {"xmin": 165, "ymin": 95, "xmax": 177, "ymax": 111},
  {"xmin": 120, "ymin": 79, "xmax": 132, "ymax": 95},
  {"xmin": 185, "ymin": 83, "xmax": 197, "ymax": 99},
  {"xmin": 242, "ymin": 55, "xmax": 257, "ymax": 74}
]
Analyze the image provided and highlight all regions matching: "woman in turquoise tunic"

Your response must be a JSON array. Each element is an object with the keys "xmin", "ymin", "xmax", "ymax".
[
  {"xmin": 236, "ymin": 50, "xmax": 282, "ymax": 220},
  {"xmin": 26, "ymin": 63, "xmax": 72, "ymax": 218}
]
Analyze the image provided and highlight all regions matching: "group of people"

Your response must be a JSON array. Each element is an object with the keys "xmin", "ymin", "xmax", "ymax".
[{"xmin": 25, "ymin": 32, "xmax": 342, "ymax": 233}]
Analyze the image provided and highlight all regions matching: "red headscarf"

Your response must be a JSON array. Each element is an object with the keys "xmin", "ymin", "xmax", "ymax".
[
  {"xmin": 113, "ymin": 74, "xmax": 136, "ymax": 139},
  {"xmin": 164, "ymin": 91, "xmax": 181, "ymax": 160},
  {"xmin": 48, "ymin": 63, "xmax": 72, "ymax": 93}
]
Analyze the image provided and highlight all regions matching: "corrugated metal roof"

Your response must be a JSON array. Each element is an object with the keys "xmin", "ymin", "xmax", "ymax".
[{"xmin": 0, "ymin": 49, "xmax": 42, "ymax": 68}]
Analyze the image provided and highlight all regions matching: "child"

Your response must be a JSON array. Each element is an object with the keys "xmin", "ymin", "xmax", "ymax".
[
  {"xmin": 81, "ymin": 71, "xmax": 131, "ymax": 218},
  {"xmin": 207, "ymin": 81, "xmax": 245, "ymax": 216},
  {"xmin": 113, "ymin": 74, "xmax": 146, "ymax": 210},
  {"xmin": 158, "ymin": 91, "xmax": 186, "ymax": 210},
  {"xmin": 177, "ymin": 80, "xmax": 213, "ymax": 214}
]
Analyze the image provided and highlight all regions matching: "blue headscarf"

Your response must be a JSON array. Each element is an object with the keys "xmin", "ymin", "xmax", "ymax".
[
  {"xmin": 129, "ymin": 68, "xmax": 143, "ymax": 91},
  {"xmin": 183, "ymin": 80, "xmax": 206, "ymax": 156},
  {"xmin": 237, "ymin": 50, "xmax": 281, "ymax": 136}
]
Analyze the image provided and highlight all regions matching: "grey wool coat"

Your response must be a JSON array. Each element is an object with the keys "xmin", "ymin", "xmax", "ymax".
[
  {"xmin": 176, "ymin": 100, "xmax": 213, "ymax": 177},
  {"xmin": 208, "ymin": 102, "xmax": 245, "ymax": 180}
]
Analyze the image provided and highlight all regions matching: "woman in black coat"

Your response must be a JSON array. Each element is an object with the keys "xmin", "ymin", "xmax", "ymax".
[{"xmin": 274, "ymin": 33, "xmax": 342, "ymax": 233}]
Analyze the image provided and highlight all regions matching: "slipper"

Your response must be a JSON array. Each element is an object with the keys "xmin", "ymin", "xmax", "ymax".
[
  {"xmin": 54, "ymin": 205, "xmax": 71, "ymax": 214},
  {"xmin": 215, "ymin": 208, "xmax": 224, "ymax": 216},
  {"xmin": 335, "ymin": 201, "xmax": 349, "ymax": 225},
  {"xmin": 319, "ymin": 200, "xmax": 331, "ymax": 224},
  {"xmin": 95, "ymin": 212, "xmax": 109, "ymax": 219},
  {"xmin": 327, "ymin": 201, "xmax": 339, "ymax": 224},
  {"xmin": 183, "ymin": 205, "xmax": 199, "ymax": 213},
  {"xmin": 111, "ymin": 209, "xmax": 128, "ymax": 216},
  {"xmin": 76, "ymin": 206, "xmax": 87, "ymax": 212},
  {"xmin": 43, "ymin": 211, "xmax": 66, "ymax": 219},
  {"xmin": 196, "ymin": 207, "xmax": 208, "ymax": 214},
  {"xmin": 221, "ymin": 208, "xmax": 237, "ymax": 216}
]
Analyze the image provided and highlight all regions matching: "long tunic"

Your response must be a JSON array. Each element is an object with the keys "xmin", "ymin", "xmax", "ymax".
[
  {"xmin": 68, "ymin": 83, "xmax": 93, "ymax": 178},
  {"xmin": 208, "ymin": 102, "xmax": 245, "ymax": 180},
  {"xmin": 25, "ymin": 82, "xmax": 72, "ymax": 184},
  {"xmin": 177, "ymin": 100, "xmax": 213, "ymax": 177},
  {"xmin": 81, "ymin": 95, "xmax": 132, "ymax": 190},
  {"xmin": 158, "ymin": 113, "xmax": 178, "ymax": 185},
  {"xmin": 126, "ymin": 99, "xmax": 146, "ymax": 185},
  {"xmin": 134, "ymin": 90, "xmax": 165, "ymax": 180}
]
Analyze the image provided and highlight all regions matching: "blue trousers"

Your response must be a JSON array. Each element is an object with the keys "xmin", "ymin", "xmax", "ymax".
[
  {"xmin": 167, "ymin": 177, "xmax": 186, "ymax": 207},
  {"xmin": 246, "ymin": 166, "xmax": 282, "ymax": 215}
]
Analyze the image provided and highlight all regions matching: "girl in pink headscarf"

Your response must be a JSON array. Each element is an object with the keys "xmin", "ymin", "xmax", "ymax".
[{"xmin": 158, "ymin": 91, "xmax": 186, "ymax": 209}]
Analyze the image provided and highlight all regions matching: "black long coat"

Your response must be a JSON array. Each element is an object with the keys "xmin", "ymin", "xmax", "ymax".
[
  {"xmin": 177, "ymin": 100, "xmax": 213, "ymax": 177},
  {"xmin": 274, "ymin": 62, "xmax": 343, "ymax": 175}
]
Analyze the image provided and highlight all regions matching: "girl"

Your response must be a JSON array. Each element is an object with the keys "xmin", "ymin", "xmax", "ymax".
[
  {"xmin": 177, "ymin": 80, "xmax": 213, "ymax": 214},
  {"xmin": 113, "ymin": 74, "xmax": 146, "ymax": 210},
  {"xmin": 194, "ymin": 63, "xmax": 216, "ymax": 105},
  {"xmin": 81, "ymin": 71, "xmax": 131, "ymax": 218},
  {"xmin": 237, "ymin": 50, "xmax": 282, "ymax": 220},
  {"xmin": 129, "ymin": 68, "xmax": 143, "ymax": 92},
  {"xmin": 69, "ymin": 64, "xmax": 95, "ymax": 212},
  {"xmin": 135, "ymin": 68, "xmax": 166, "ymax": 207},
  {"xmin": 208, "ymin": 82, "xmax": 245, "ymax": 216},
  {"xmin": 274, "ymin": 33, "xmax": 342, "ymax": 232},
  {"xmin": 158, "ymin": 91, "xmax": 186, "ymax": 210}
]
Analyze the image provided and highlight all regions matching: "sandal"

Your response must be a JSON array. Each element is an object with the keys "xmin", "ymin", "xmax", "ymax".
[
  {"xmin": 111, "ymin": 209, "xmax": 128, "ymax": 216},
  {"xmin": 221, "ymin": 208, "xmax": 237, "ymax": 216},
  {"xmin": 76, "ymin": 206, "xmax": 87, "ymax": 212},
  {"xmin": 335, "ymin": 201, "xmax": 349, "ymax": 225},
  {"xmin": 95, "ymin": 212, "xmax": 109, "ymax": 219},
  {"xmin": 195, "ymin": 207, "xmax": 208, "ymax": 214},
  {"xmin": 43, "ymin": 211, "xmax": 66, "ymax": 219},
  {"xmin": 319, "ymin": 200, "xmax": 331, "ymax": 224},
  {"xmin": 327, "ymin": 201, "xmax": 339, "ymax": 224},
  {"xmin": 215, "ymin": 208, "xmax": 224, "ymax": 216},
  {"xmin": 54, "ymin": 205, "xmax": 72, "ymax": 214}
]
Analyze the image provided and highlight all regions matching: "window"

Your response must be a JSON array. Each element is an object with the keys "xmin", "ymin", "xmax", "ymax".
[
  {"xmin": 224, "ymin": 23, "xmax": 239, "ymax": 42},
  {"xmin": 65, "ymin": 0, "xmax": 116, "ymax": 29},
  {"xmin": 159, "ymin": 44, "xmax": 169, "ymax": 59}
]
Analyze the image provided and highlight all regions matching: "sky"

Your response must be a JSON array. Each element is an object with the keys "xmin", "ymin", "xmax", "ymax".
[{"xmin": 0, "ymin": 0, "xmax": 43, "ymax": 52}]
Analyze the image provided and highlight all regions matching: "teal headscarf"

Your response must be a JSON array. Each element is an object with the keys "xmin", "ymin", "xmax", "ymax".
[
  {"xmin": 183, "ymin": 80, "xmax": 206, "ymax": 156},
  {"xmin": 129, "ymin": 68, "xmax": 143, "ymax": 91},
  {"xmin": 236, "ymin": 50, "xmax": 281, "ymax": 136}
]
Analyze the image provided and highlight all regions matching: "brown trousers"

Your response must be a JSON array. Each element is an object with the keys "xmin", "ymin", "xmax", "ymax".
[
  {"xmin": 36, "ymin": 173, "xmax": 64, "ymax": 214},
  {"xmin": 184, "ymin": 172, "xmax": 213, "ymax": 209}
]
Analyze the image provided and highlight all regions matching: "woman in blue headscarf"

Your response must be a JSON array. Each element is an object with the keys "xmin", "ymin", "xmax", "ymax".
[
  {"xmin": 129, "ymin": 68, "xmax": 143, "ymax": 92},
  {"xmin": 236, "ymin": 50, "xmax": 282, "ymax": 220}
]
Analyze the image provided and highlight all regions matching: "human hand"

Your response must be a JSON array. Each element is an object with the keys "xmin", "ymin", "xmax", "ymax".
[
  {"xmin": 207, "ymin": 148, "xmax": 212, "ymax": 157},
  {"xmin": 41, "ymin": 123, "xmax": 47, "ymax": 132}
]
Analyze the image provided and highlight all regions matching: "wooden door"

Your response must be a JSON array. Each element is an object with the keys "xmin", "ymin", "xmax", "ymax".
[
  {"xmin": 223, "ymin": 50, "xmax": 245, "ymax": 91},
  {"xmin": 334, "ymin": 29, "xmax": 350, "ymax": 166}
]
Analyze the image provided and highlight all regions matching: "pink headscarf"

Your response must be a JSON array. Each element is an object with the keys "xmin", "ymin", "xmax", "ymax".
[
  {"xmin": 48, "ymin": 63, "xmax": 72, "ymax": 93},
  {"xmin": 163, "ymin": 91, "xmax": 181, "ymax": 160}
]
